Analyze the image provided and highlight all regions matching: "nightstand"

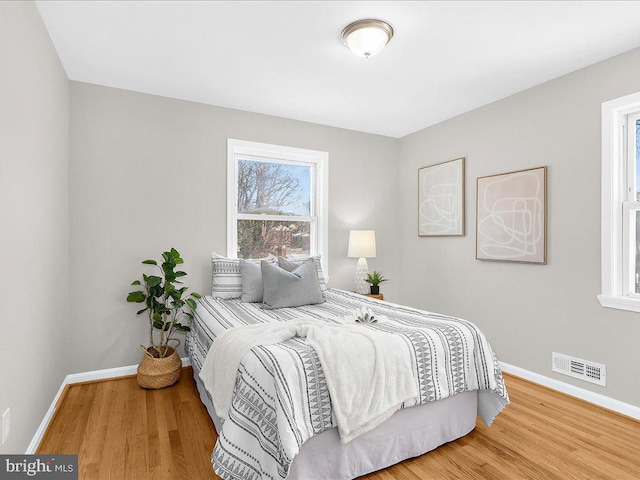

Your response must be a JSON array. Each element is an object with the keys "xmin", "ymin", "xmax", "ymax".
[{"xmin": 363, "ymin": 293, "xmax": 383, "ymax": 301}]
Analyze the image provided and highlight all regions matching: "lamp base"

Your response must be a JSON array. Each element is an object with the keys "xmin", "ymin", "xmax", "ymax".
[{"xmin": 354, "ymin": 258, "xmax": 369, "ymax": 294}]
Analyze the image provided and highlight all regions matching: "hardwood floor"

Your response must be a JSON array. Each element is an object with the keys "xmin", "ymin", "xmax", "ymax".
[
  {"xmin": 38, "ymin": 368, "xmax": 216, "ymax": 480},
  {"xmin": 38, "ymin": 369, "xmax": 640, "ymax": 480}
]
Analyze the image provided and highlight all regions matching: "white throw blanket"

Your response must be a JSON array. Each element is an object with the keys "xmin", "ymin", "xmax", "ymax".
[{"xmin": 199, "ymin": 318, "xmax": 417, "ymax": 443}]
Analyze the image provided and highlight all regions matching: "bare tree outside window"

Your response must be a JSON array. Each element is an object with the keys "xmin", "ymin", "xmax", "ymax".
[
  {"xmin": 238, "ymin": 160, "xmax": 310, "ymax": 215},
  {"xmin": 238, "ymin": 220, "xmax": 311, "ymax": 259},
  {"xmin": 236, "ymin": 159, "xmax": 312, "ymax": 259}
]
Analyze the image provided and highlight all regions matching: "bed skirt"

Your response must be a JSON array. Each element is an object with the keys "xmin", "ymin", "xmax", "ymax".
[{"xmin": 190, "ymin": 360, "xmax": 477, "ymax": 480}]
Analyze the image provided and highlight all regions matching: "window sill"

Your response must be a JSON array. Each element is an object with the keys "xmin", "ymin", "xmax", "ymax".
[{"xmin": 597, "ymin": 294, "xmax": 640, "ymax": 313}]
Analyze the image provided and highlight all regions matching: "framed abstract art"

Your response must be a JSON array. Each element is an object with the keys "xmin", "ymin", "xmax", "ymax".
[
  {"xmin": 418, "ymin": 157, "xmax": 465, "ymax": 236},
  {"xmin": 476, "ymin": 166, "xmax": 547, "ymax": 264}
]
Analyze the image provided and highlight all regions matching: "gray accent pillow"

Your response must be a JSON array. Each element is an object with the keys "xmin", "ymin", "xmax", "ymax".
[
  {"xmin": 261, "ymin": 259, "xmax": 325, "ymax": 309},
  {"xmin": 240, "ymin": 259, "xmax": 265, "ymax": 303},
  {"xmin": 277, "ymin": 255, "xmax": 328, "ymax": 291}
]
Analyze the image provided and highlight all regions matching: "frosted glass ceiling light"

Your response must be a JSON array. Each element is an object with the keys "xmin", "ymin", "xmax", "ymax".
[{"xmin": 341, "ymin": 19, "xmax": 394, "ymax": 58}]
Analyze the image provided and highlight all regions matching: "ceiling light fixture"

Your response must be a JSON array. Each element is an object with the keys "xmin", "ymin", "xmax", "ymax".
[{"xmin": 341, "ymin": 19, "xmax": 394, "ymax": 58}]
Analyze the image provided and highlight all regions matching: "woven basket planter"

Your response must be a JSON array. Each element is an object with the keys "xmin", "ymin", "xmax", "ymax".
[{"xmin": 137, "ymin": 346, "xmax": 182, "ymax": 389}]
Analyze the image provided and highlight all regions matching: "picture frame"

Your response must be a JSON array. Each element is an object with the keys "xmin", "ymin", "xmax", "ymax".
[
  {"xmin": 476, "ymin": 166, "xmax": 547, "ymax": 264},
  {"xmin": 418, "ymin": 157, "xmax": 465, "ymax": 236}
]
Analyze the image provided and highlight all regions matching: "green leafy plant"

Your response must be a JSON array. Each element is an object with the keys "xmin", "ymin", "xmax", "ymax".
[
  {"xmin": 365, "ymin": 271, "xmax": 389, "ymax": 287},
  {"xmin": 126, "ymin": 248, "xmax": 201, "ymax": 358}
]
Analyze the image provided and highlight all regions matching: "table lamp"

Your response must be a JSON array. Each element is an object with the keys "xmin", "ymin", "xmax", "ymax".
[{"xmin": 348, "ymin": 230, "xmax": 376, "ymax": 294}]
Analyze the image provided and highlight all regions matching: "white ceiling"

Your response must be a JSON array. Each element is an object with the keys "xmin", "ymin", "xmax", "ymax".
[{"xmin": 36, "ymin": 1, "xmax": 640, "ymax": 138}]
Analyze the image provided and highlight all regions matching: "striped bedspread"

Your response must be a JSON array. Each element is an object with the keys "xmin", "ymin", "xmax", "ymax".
[{"xmin": 186, "ymin": 289, "xmax": 509, "ymax": 480}]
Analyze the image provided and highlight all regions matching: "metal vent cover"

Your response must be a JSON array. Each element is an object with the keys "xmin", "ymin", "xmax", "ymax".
[{"xmin": 552, "ymin": 352, "xmax": 606, "ymax": 386}]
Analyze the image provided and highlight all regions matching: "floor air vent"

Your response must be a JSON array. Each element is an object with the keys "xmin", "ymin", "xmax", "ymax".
[{"xmin": 552, "ymin": 352, "xmax": 606, "ymax": 386}]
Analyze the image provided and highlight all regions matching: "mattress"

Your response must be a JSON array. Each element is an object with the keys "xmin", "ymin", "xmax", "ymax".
[{"xmin": 186, "ymin": 289, "xmax": 509, "ymax": 480}]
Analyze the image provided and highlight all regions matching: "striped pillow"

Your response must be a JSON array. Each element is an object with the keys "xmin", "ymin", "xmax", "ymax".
[
  {"xmin": 211, "ymin": 253, "xmax": 276, "ymax": 299},
  {"xmin": 277, "ymin": 255, "xmax": 328, "ymax": 291}
]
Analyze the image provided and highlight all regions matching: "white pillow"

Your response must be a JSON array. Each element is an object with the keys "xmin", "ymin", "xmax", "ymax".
[
  {"xmin": 278, "ymin": 255, "xmax": 328, "ymax": 291},
  {"xmin": 211, "ymin": 253, "xmax": 275, "ymax": 299}
]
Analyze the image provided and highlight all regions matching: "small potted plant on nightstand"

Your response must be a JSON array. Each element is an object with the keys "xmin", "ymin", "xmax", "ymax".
[
  {"xmin": 365, "ymin": 271, "xmax": 388, "ymax": 295},
  {"xmin": 126, "ymin": 248, "xmax": 201, "ymax": 389}
]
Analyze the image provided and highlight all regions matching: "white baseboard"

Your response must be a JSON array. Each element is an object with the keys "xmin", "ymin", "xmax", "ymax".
[
  {"xmin": 26, "ymin": 357, "xmax": 192, "ymax": 454},
  {"xmin": 65, "ymin": 356, "xmax": 191, "ymax": 384},
  {"xmin": 499, "ymin": 361, "xmax": 640, "ymax": 421},
  {"xmin": 25, "ymin": 377, "xmax": 68, "ymax": 455}
]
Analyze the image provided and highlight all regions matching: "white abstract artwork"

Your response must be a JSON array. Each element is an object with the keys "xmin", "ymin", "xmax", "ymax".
[
  {"xmin": 418, "ymin": 158, "xmax": 465, "ymax": 236},
  {"xmin": 476, "ymin": 166, "xmax": 547, "ymax": 264}
]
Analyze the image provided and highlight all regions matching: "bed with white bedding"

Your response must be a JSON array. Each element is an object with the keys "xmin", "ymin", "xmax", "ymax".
[{"xmin": 186, "ymin": 288, "xmax": 509, "ymax": 480}]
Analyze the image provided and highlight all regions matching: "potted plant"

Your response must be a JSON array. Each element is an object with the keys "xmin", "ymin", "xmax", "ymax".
[
  {"xmin": 365, "ymin": 271, "xmax": 389, "ymax": 295},
  {"xmin": 126, "ymin": 248, "xmax": 201, "ymax": 389}
]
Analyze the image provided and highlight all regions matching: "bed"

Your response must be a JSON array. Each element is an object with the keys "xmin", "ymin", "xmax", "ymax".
[{"xmin": 186, "ymin": 288, "xmax": 509, "ymax": 480}]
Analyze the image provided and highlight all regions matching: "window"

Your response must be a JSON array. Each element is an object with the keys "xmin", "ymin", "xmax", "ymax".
[
  {"xmin": 227, "ymin": 139, "xmax": 328, "ymax": 268},
  {"xmin": 629, "ymin": 114, "xmax": 640, "ymax": 293},
  {"xmin": 599, "ymin": 91, "xmax": 640, "ymax": 312}
]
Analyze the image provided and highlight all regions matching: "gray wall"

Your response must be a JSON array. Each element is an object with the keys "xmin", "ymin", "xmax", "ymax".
[
  {"xmin": 69, "ymin": 82, "xmax": 399, "ymax": 372},
  {"xmin": 398, "ymin": 47, "xmax": 640, "ymax": 406},
  {"xmin": 0, "ymin": 2, "xmax": 69, "ymax": 453},
  {"xmin": 7, "ymin": 3, "xmax": 640, "ymax": 453}
]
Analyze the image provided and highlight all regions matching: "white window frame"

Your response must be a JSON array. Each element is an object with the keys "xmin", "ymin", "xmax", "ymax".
[
  {"xmin": 599, "ymin": 91, "xmax": 640, "ymax": 312},
  {"xmin": 227, "ymin": 139, "xmax": 329, "ymax": 274}
]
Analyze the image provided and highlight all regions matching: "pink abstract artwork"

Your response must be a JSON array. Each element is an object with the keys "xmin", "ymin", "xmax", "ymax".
[{"xmin": 476, "ymin": 166, "xmax": 547, "ymax": 264}]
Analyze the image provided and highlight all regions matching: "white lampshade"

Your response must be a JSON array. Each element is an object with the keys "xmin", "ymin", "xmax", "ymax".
[
  {"xmin": 341, "ymin": 20, "xmax": 394, "ymax": 58},
  {"xmin": 348, "ymin": 230, "xmax": 377, "ymax": 258}
]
